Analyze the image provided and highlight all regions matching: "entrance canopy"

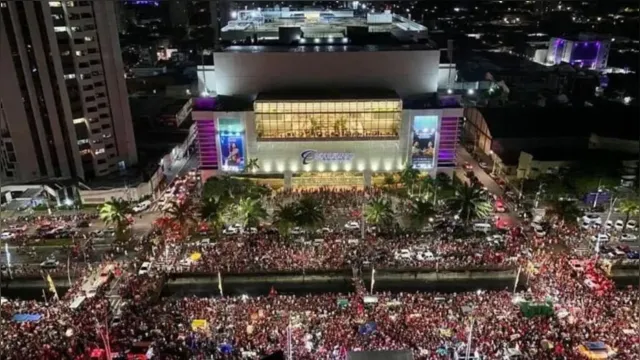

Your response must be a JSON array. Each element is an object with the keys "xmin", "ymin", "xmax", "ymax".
[{"xmin": 348, "ymin": 350, "xmax": 414, "ymax": 360}]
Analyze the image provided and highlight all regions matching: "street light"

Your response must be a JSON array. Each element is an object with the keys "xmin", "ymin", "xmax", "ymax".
[{"xmin": 595, "ymin": 197, "xmax": 618, "ymax": 256}]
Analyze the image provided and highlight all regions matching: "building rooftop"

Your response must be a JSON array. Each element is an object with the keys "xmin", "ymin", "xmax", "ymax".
[
  {"xmin": 480, "ymin": 105, "xmax": 639, "ymax": 140},
  {"xmin": 256, "ymin": 88, "xmax": 399, "ymax": 101},
  {"xmin": 221, "ymin": 43, "xmax": 435, "ymax": 53}
]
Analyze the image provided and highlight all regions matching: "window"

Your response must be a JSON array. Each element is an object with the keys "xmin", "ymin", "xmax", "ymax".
[
  {"xmin": 79, "ymin": 73, "xmax": 91, "ymax": 80},
  {"xmin": 77, "ymin": 138, "xmax": 89, "ymax": 145},
  {"xmin": 49, "ymin": 1, "xmax": 62, "ymax": 7},
  {"xmin": 100, "ymin": 123, "xmax": 110, "ymax": 129},
  {"xmin": 64, "ymin": 73, "xmax": 76, "ymax": 79},
  {"xmin": 105, "ymin": 143, "xmax": 114, "ymax": 149},
  {"xmin": 84, "ymin": 36, "xmax": 94, "ymax": 41},
  {"xmin": 97, "ymin": 159, "xmax": 106, "ymax": 165},
  {"xmin": 94, "ymin": 148, "xmax": 105, "ymax": 155},
  {"xmin": 54, "ymin": 26, "xmax": 67, "ymax": 33},
  {"xmin": 255, "ymin": 100, "xmax": 401, "ymax": 140},
  {"xmin": 91, "ymin": 129, "xmax": 100, "ymax": 134}
]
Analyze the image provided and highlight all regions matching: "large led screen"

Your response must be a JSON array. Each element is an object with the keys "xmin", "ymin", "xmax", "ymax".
[
  {"xmin": 411, "ymin": 115, "xmax": 438, "ymax": 170},
  {"xmin": 218, "ymin": 118, "xmax": 245, "ymax": 172}
]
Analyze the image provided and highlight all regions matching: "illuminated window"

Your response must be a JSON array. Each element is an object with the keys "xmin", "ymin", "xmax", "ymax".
[
  {"xmin": 54, "ymin": 26, "xmax": 67, "ymax": 32},
  {"xmin": 49, "ymin": 1, "xmax": 62, "ymax": 7},
  {"xmin": 64, "ymin": 73, "xmax": 76, "ymax": 79},
  {"xmin": 94, "ymin": 148, "xmax": 105, "ymax": 155},
  {"xmin": 255, "ymin": 100, "xmax": 401, "ymax": 141}
]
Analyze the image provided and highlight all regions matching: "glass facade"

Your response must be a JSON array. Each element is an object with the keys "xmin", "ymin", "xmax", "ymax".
[{"xmin": 254, "ymin": 100, "xmax": 401, "ymax": 140}]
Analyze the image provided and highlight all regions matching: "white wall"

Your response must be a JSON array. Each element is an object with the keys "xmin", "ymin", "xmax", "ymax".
[
  {"xmin": 214, "ymin": 50, "xmax": 441, "ymax": 97},
  {"xmin": 437, "ymin": 64, "xmax": 458, "ymax": 89},
  {"xmin": 196, "ymin": 65, "xmax": 216, "ymax": 95},
  {"xmin": 250, "ymin": 140, "xmax": 405, "ymax": 174}
]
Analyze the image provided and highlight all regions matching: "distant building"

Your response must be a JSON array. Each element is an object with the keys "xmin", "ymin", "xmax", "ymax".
[
  {"xmin": 546, "ymin": 34, "xmax": 611, "ymax": 70},
  {"xmin": 463, "ymin": 106, "xmax": 638, "ymax": 180},
  {"xmin": 1, "ymin": 0, "xmax": 137, "ymax": 183}
]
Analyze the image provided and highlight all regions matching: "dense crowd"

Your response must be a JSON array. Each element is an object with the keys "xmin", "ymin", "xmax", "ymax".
[
  {"xmin": 172, "ymin": 229, "xmax": 524, "ymax": 273},
  {"xmin": 2, "ymin": 186, "xmax": 640, "ymax": 360}
]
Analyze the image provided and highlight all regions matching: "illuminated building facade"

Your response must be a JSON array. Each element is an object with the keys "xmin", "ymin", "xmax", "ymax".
[{"xmin": 192, "ymin": 45, "xmax": 463, "ymax": 188}]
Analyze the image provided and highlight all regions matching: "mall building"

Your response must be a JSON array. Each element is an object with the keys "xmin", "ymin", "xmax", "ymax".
[{"xmin": 192, "ymin": 9, "xmax": 463, "ymax": 188}]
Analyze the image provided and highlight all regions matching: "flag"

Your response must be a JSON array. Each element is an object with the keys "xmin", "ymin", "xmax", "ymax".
[
  {"xmin": 217, "ymin": 271, "xmax": 223, "ymax": 296},
  {"xmin": 46, "ymin": 274, "xmax": 59, "ymax": 300}
]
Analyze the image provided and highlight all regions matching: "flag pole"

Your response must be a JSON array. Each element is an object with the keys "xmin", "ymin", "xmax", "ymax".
[
  {"xmin": 217, "ymin": 271, "xmax": 223, "ymax": 296},
  {"xmin": 42, "ymin": 289, "xmax": 48, "ymax": 306},
  {"xmin": 513, "ymin": 266, "xmax": 521, "ymax": 294},
  {"xmin": 287, "ymin": 315, "xmax": 293, "ymax": 360},
  {"xmin": 370, "ymin": 268, "xmax": 375, "ymax": 294}
]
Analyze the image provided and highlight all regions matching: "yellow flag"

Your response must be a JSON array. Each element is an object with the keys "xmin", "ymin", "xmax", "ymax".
[{"xmin": 46, "ymin": 274, "xmax": 59, "ymax": 300}]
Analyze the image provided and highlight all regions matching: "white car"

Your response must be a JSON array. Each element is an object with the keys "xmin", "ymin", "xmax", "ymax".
[
  {"xmin": 138, "ymin": 262, "xmax": 151, "ymax": 275},
  {"xmin": 416, "ymin": 251, "xmax": 435, "ymax": 261},
  {"xmin": 394, "ymin": 249, "xmax": 412, "ymax": 260},
  {"xmin": 316, "ymin": 227, "xmax": 333, "ymax": 234},
  {"xmin": 40, "ymin": 259, "xmax": 59, "ymax": 269},
  {"xmin": 291, "ymin": 227, "xmax": 305, "ymax": 235},
  {"xmin": 591, "ymin": 233, "xmax": 610, "ymax": 243},
  {"xmin": 132, "ymin": 200, "xmax": 152, "ymax": 213},
  {"xmin": 580, "ymin": 221, "xmax": 592, "ymax": 230},
  {"xmin": 344, "ymin": 221, "xmax": 360, "ymax": 230},
  {"xmin": 222, "ymin": 226, "xmax": 239, "ymax": 235},
  {"xmin": 0, "ymin": 232, "xmax": 14, "ymax": 240},
  {"xmin": 620, "ymin": 233, "xmax": 638, "ymax": 242},
  {"xmin": 604, "ymin": 220, "xmax": 614, "ymax": 230},
  {"xmin": 626, "ymin": 220, "xmax": 637, "ymax": 231},
  {"xmin": 614, "ymin": 220, "xmax": 625, "ymax": 231},
  {"xmin": 533, "ymin": 226, "xmax": 546, "ymax": 237},
  {"xmin": 583, "ymin": 214, "xmax": 602, "ymax": 224}
]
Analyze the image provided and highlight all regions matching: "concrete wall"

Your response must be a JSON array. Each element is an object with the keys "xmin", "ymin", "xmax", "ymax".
[
  {"xmin": 79, "ymin": 181, "xmax": 151, "ymax": 204},
  {"xmin": 214, "ymin": 50, "xmax": 441, "ymax": 97}
]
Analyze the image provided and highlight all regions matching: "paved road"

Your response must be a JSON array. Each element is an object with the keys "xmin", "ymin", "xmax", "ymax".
[{"xmin": 455, "ymin": 147, "xmax": 519, "ymax": 228}]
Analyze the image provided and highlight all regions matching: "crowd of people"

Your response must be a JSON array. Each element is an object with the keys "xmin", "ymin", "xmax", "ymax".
[
  {"xmin": 2, "ymin": 186, "xmax": 639, "ymax": 360},
  {"xmin": 172, "ymin": 231, "xmax": 524, "ymax": 274}
]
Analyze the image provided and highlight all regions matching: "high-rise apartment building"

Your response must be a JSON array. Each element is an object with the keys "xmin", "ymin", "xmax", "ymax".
[{"xmin": 0, "ymin": 0, "xmax": 137, "ymax": 183}]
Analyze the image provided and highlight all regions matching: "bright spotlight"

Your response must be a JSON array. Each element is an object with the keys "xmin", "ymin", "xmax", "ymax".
[
  {"xmin": 447, "ymin": 89, "xmax": 453, "ymax": 94},
  {"xmin": 467, "ymin": 89, "xmax": 475, "ymax": 95}
]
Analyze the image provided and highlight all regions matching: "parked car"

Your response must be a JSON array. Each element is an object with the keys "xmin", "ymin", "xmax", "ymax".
[
  {"xmin": 132, "ymin": 200, "xmax": 152, "ymax": 213},
  {"xmin": 614, "ymin": 220, "xmax": 625, "ymax": 231},
  {"xmin": 583, "ymin": 214, "xmax": 602, "ymax": 224},
  {"xmin": 591, "ymin": 233, "xmax": 610, "ymax": 243},
  {"xmin": 620, "ymin": 233, "xmax": 638, "ymax": 242},
  {"xmin": 344, "ymin": 221, "xmax": 360, "ymax": 230},
  {"xmin": 40, "ymin": 259, "xmax": 59, "ymax": 269},
  {"xmin": 626, "ymin": 220, "xmax": 637, "ymax": 231},
  {"xmin": 138, "ymin": 262, "xmax": 151, "ymax": 275}
]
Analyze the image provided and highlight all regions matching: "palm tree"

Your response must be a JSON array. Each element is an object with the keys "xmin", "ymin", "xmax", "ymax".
[
  {"xmin": 273, "ymin": 203, "xmax": 298, "ymax": 237},
  {"xmin": 201, "ymin": 197, "xmax": 224, "ymax": 233},
  {"xmin": 409, "ymin": 198, "xmax": 437, "ymax": 229},
  {"xmin": 382, "ymin": 173, "xmax": 396, "ymax": 188},
  {"xmin": 400, "ymin": 164, "xmax": 420, "ymax": 194},
  {"xmin": 546, "ymin": 199, "xmax": 583, "ymax": 226},
  {"xmin": 449, "ymin": 183, "xmax": 492, "ymax": 225},
  {"xmin": 98, "ymin": 197, "xmax": 131, "ymax": 242},
  {"xmin": 417, "ymin": 175, "xmax": 435, "ymax": 200},
  {"xmin": 364, "ymin": 197, "xmax": 394, "ymax": 227},
  {"xmin": 618, "ymin": 198, "xmax": 640, "ymax": 225},
  {"xmin": 245, "ymin": 158, "xmax": 260, "ymax": 173},
  {"xmin": 236, "ymin": 197, "xmax": 267, "ymax": 228},
  {"xmin": 164, "ymin": 200, "xmax": 198, "ymax": 238},
  {"xmin": 294, "ymin": 196, "xmax": 325, "ymax": 233}
]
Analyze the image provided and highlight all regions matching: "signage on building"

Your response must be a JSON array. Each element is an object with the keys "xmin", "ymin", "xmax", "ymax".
[{"xmin": 300, "ymin": 150, "xmax": 354, "ymax": 165}]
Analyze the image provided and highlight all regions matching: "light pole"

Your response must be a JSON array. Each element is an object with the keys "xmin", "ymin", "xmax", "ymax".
[
  {"xmin": 595, "ymin": 197, "xmax": 617, "ymax": 257},
  {"xmin": 592, "ymin": 178, "xmax": 603, "ymax": 209},
  {"xmin": 534, "ymin": 183, "xmax": 545, "ymax": 208}
]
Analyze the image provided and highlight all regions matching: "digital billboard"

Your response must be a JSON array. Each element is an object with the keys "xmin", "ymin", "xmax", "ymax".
[
  {"xmin": 411, "ymin": 115, "xmax": 438, "ymax": 170},
  {"xmin": 218, "ymin": 118, "xmax": 245, "ymax": 172}
]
